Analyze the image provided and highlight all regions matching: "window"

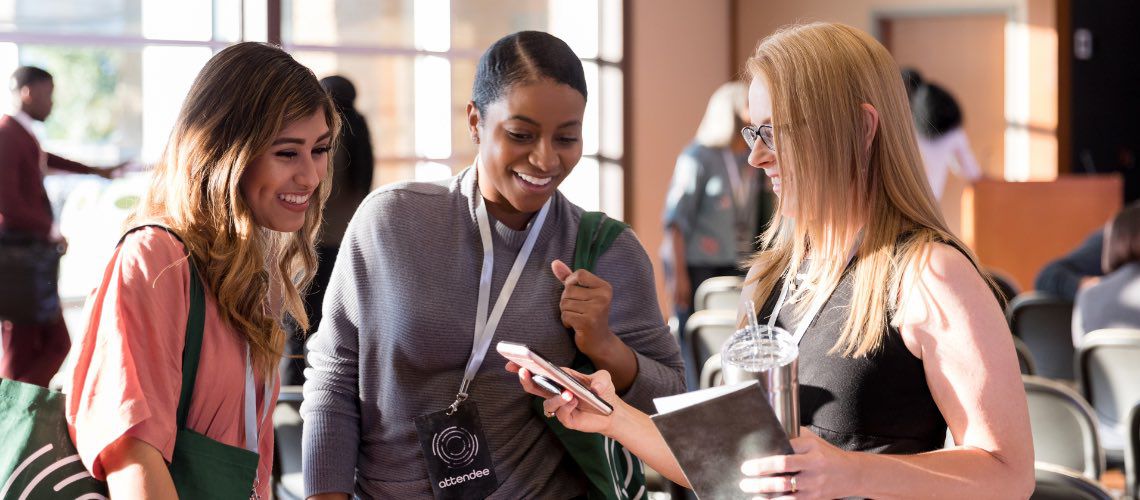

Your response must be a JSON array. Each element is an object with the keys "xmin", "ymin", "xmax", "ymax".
[
  {"xmin": 283, "ymin": 0, "xmax": 625, "ymax": 217},
  {"xmin": 0, "ymin": 0, "xmax": 624, "ymax": 300}
]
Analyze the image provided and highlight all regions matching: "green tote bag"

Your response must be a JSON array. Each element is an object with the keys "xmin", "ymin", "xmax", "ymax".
[
  {"xmin": 532, "ymin": 211, "xmax": 648, "ymax": 500},
  {"xmin": 0, "ymin": 379, "xmax": 108, "ymax": 499},
  {"xmin": 0, "ymin": 226, "xmax": 260, "ymax": 499}
]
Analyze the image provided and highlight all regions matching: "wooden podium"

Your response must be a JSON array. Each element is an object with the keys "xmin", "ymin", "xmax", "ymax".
[{"xmin": 959, "ymin": 175, "xmax": 1122, "ymax": 292}]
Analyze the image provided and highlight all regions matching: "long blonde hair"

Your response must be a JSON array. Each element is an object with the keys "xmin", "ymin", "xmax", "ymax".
[
  {"xmin": 745, "ymin": 22, "xmax": 983, "ymax": 357},
  {"xmin": 130, "ymin": 42, "xmax": 339, "ymax": 374},
  {"xmin": 695, "ymin": 81, "xmax": 748, "ymax": 148}
]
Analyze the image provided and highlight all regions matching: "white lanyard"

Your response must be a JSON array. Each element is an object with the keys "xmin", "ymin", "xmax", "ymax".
[
  {"xmin": 243, "ymin": 345, "xmax": 272, "ymax": 453},
  {"xmin": 450, "ymin": 193, "xmax": 551, "ymax": 412},
  {"xmin": 766, "ymin": 233, "xmax": 863, "ymax": 345}
]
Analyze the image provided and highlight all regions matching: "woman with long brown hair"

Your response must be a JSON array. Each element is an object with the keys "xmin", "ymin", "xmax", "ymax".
[
  {"xmin": 67, "ymin": 42, "xmax": 338, "ymax": 498},
  {"xmin": 514, "ymin": 22, "xmax": 1034, "ymax": 498}
]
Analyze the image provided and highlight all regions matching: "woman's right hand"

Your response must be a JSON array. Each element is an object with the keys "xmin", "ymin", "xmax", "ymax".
[{"xmin": 506, "ymin": 362, "xmax": 621, "ymax": 435}]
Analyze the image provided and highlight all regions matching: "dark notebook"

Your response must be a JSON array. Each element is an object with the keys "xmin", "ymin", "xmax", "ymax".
[{"xmin": 651, "ymin": 381, "xmax": 794, "ymax": 499}]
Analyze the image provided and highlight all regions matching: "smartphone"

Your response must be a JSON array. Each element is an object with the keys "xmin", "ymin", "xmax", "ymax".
[{"xmin": 496, "ymin": 341, "xmax": 614, "ymax": 415}]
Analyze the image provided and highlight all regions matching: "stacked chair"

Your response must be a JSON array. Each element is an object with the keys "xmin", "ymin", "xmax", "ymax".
[
  {"xmin": 1077, "ymin": 328, "xmax": 1140, "ymax": 468},
  {"xmin": 1006, "ymin": 292, "xmax": 1076, "ymax": 381},
  {"xmin": 1003, "ymin": 277, "xmax": 1140, "ymax": 498},
  {"xmin": 692, "ymin": 275, "xmax": 745, "ymax": 312},
  {"xmin": 1023, "ymin": 376, "xmax": 1104, "ymax": 480}
]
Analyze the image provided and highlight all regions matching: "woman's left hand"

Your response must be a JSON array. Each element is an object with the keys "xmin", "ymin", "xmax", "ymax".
[
  {"xmin": 551, "ymin": 259, "xmax": 613, "ymax": 350},
  {"xmin": 738, "ymin": 427, "xmax": 861, "ymax": 499}
]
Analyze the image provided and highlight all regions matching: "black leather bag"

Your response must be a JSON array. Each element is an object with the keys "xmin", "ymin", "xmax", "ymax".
[{"xmin": 0, "ymin": 234, "xmax": 63, "ymax": 324}]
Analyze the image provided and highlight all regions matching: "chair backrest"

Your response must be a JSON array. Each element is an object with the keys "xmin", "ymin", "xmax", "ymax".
[
  {"xmin": 1014, "ymin": 336, "xmax": 1038, "ymax": 376},
  {"xmin": 1127, "ymin": 403, "xmax": 1140, "ymax": 500},
  {"xmin": 986, "ymin": 267, "xmax": 1021, "ymax": 306},
  {"xmin": 683, "ymin": 310, "xmax": 738, "ymax": 379},
  {"xmin": 1031, "ymin": 463, "xmax": 1113, "ymax": 500},
  {"xmin": 1007, "ymin": 292, "xmax": 1076, "ymax": 380},
  {"xmin": 1023, "ymin": 376, "xmax": 1104, "ymax": 479},
  {"xmin": 700, "ymin": 353, "xmax": 723, "ymax": 389},
  {"xmin": 1078, "ymin": 329, "xmax": 1140, "ymax": 453},
  {"xmin": 693, "ymin": 275, "xmax": 744, "ymax": 312}
]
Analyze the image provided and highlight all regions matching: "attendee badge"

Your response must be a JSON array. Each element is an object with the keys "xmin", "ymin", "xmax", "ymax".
[{"xmin": 414, "ymin": 401, "xmax": 499, "ymax": 499}]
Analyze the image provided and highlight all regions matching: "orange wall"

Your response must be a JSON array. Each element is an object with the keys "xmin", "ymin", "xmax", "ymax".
[
  {"xmin": 963, "ymin": 176, "xmax": 1121, "ymax": 290},
  {"xmin": 627, "ymin": 0, "xmax": 732, "ymax": 317}
]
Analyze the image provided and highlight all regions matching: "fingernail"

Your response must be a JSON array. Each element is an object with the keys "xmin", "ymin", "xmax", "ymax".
[{"xmin": 561, "ymin": 391, "xmax": 573, "ymax": 401}]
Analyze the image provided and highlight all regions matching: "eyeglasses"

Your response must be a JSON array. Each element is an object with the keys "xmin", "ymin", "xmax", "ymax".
[{"xmin": 741, "ymin": 124, "xmax": 775, "ymax": 152}]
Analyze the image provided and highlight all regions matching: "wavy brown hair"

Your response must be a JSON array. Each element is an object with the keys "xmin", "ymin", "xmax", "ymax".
[{"xmin": 129, "ymin": 42, "xmax": 339, "ymax": 374}]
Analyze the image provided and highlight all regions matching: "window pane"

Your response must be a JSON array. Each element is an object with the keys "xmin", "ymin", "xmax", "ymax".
[
  {"xmin": 415, "ymin": 55, "xmax": 451, "ymax": 159},
  {"xmin": 600, "ymin": 64, "xmax": 623, "ymax": 158},
  {"xmin": 214, "ymin": 0, "xmax": 244, "ymax": 42},
  {"xmin": 141, "ymin": 46, "xmax": 213, "ymax": 161},
  {"xmin": 582, "ymin": 61, "xmax": 600, "ymax": 156},
  {"xmin": 451, "ymin": 57, "xmax": 478, "ymax": 165},
  {"xmin": 599, "ymin": 0, "xmax": 622, "ymax": 61},
  {"xmin": 414, "ymin": 0, "xmax": 450, "ymax": 52},
  {"xmin": 15, "ymin": 45, "xmax": 143, "ymax": 164},
  {"xmin": 141, "ymin": 0, "xmax": 212, "ymax": 41},
  {"xmin": 0, "ymin": 0, "xmax": 143, "ymax": 38},
  {"xmin": 548, "ymin": 0, "xmax": 598, "ymax": 59},
  {"xmin": 292, "ymin": 52, "xmax": 416, "ymax": 159},
  {"xmin": 0, "ymin": 0, "xmax": 239, "ymax": 42},
  {"xmin": 283, "ymin": 0, "xmax": 414, "ymax": 47},
  {"xmin": 0, "ymin": 43, "xmax": 17, "ymax": 114},
  {"xmin": 561, "ymin": 156, "xmax": 600, "ymax": 212},
  {"xmin": 451, "ymin": 0, "xmax": 546, "ymax": 52},
  {"xmin": 600, "ymin": 160, "xmax": 624, "ymax": 220}
]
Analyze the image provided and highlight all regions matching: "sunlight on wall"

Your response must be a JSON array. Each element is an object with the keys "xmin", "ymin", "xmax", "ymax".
[{"xmin": 1004, "ymin": 20, "xmax": 1030, "ymax": 182}]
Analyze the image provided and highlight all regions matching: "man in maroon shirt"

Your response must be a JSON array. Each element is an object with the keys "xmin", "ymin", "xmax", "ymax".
[{"xmin": 0, "ymin": 66, "xmax": 121, "ymax": 387}]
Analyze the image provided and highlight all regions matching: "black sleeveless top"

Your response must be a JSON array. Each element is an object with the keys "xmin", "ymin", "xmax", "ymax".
[{"xmin": 757, "ymin": 261, "xmax": 948, "ymax": 454}]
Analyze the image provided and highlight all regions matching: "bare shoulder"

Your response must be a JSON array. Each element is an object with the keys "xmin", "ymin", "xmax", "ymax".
[{"xmin": 897, "ymin": 242, "xmax": 1009, "ymax": 358}]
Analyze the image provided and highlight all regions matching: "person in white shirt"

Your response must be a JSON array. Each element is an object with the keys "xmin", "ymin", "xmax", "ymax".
[{"xmin": 902, "ymin": 69, "xmax": 984, "ymax": 200}]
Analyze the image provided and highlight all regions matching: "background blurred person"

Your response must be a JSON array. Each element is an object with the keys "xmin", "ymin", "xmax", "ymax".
[
  {"xmin": 0, "ymin": 65, "xmax": 123, "ymax": 387},
  {"xmin": 662, "ymin": 81, "xmax": 772, "ymax": 385},
  {"xmin": 1036, "ymin": 227, "xmax": 1104, "ymax": 301},
  {"xmin": 903, "ymin": 68, "xmax": 985, "ymax": 201},
  {"xmin": 1073, "ymin": 201, "xmax": 1140, "ymax": 345},
  {"xmin": 280, "ymin": 74, "xmax": 374, "ymax": 386}
]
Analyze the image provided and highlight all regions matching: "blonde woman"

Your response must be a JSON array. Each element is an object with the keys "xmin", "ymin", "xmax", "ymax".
[
  {"xmin": 662, "ymin": 81, "xmax": 773, "ymax": 385},
  {"xmin": 514, "ymin": 22, "xmax": 1034, "ymax": 498},
  {"xmin": 67, "ymin": 42, "xmax": 338, "ymax": 498}
]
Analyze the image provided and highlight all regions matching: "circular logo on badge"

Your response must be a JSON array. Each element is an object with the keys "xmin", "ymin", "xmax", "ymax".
[{"xmin": 431, "ymin": 425, "xmax": 480, "ymax": 469}]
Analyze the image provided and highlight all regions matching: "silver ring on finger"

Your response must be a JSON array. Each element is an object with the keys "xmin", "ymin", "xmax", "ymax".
[
  {"xmin": 789, "ymin": 475, "xmax": 797, "ymax": 494},
  {"xmin": 544, "ymin": 410, "xmax": 555, "ymax": 418}
]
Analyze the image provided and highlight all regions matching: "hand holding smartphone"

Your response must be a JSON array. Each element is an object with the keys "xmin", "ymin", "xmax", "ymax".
[{"xmin": 496, "ymin": 341, "xmax": 614, "ymax": 415}]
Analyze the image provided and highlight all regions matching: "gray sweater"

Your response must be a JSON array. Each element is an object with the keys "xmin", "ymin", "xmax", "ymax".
[{"xmin": 301, "ymin": 167, "xmax": 685, "ymax": 499}]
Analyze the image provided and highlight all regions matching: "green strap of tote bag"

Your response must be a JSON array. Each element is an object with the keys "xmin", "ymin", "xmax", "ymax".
[{"xmin": 531, "ymin": 212, "xmax": 648, "ymax": 500}]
